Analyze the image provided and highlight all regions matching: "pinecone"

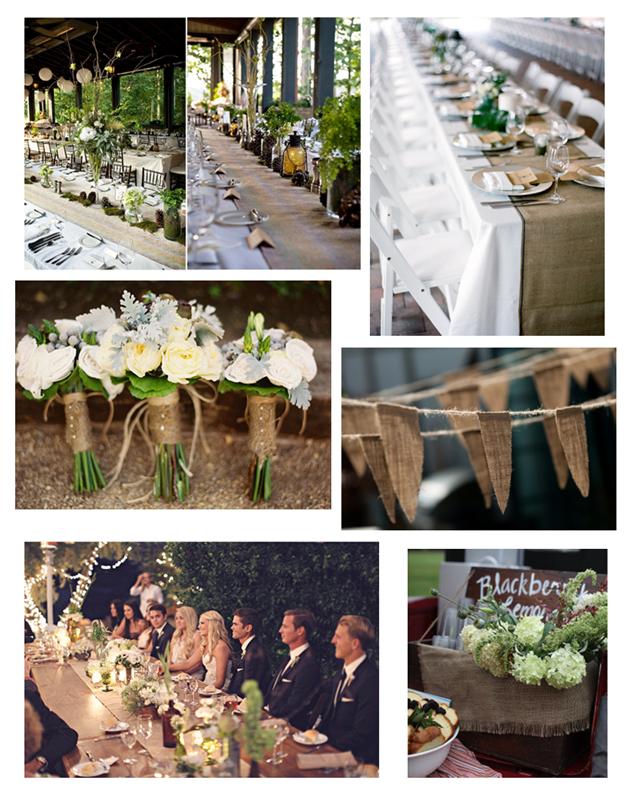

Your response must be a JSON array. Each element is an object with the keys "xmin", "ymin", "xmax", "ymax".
[
  {"xmin": 155, "ymin": 209, "xmax": 164, "ymax": 228},
  {"xmin": 338, "ymin": 186, "xmax": 361, "ymax": 228},
  {"xmin": 272, "ymin": 157, "xmax": 282, "ymax": 173},
  {"xmin": 291, "ymin": 171, "xmax": 306, "ymax": 187},
  {"xmin": 79, "ymin": 191, "xmax": 87, "ymax": 201},
  {"xmin": 87, "ymin": 191, "xmax": 96, "ymax": 205},
  {"xmin": 101, "ymin": 196, "xmax": 111, "ymax": 208}
]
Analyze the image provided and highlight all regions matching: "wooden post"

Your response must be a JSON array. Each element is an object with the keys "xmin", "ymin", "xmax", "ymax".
[
  {"xmin": 75, "ymin": 81, "xmax": 83, "ymax": 110},
  {"xmin": 314, "ymin": 18, "xmax": 336, "ymax": 109},
  {"xmin": 112, "ymin": 74, "xmax": 121, "ymax": 110},
  {"xmin": 49, "ymin": 88, "xmax": 56, "ymax": 123},
  {"xmin": 211, "ymin": 44, "xmax": 223, "ymax": 92},
  {"xmin": 262, "ymin": 17, "xmax": 274, "ymax": 110},
  {"xmin": 28, "ymin": 86, "xmax": 36, "ymax": 121},
  {"xmin": 281, "ymin": 18, "xmax": 298, "ymax": 104},
  {"xmin": 163, "ymin": 65, "xmax": 174, "ymax": 131}
]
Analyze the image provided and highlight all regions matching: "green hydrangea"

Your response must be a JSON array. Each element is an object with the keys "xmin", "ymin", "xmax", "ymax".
[
  {"xmin": 514, "ymin": 615, "xmax": 545, "ymax": 647},
  {"xmin": 542, "ymin": 606, "xmax": 608, "ymax": 656},
  {"xmin": 460, "ymin": 624, "xmax": 492, "ymax": 653},
  {"xmin": 474, "ymin": 638, "xmax": 511, "ymax": 678},
  {"xmin": 511, "ymin": 652, "xmax": 547, "ymax": 686},
  {"xmin": 544, "ymin": 645, "xmax": 587, "ymax": 689}
]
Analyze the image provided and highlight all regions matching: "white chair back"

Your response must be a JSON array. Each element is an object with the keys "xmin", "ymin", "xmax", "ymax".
[
  {"xmin": 570, "ymin": 96, "xmax": 605, "ymax": 145},
  {"xmin": 551, "ymin": 82, "xmax": 589, "ymax": 118}
]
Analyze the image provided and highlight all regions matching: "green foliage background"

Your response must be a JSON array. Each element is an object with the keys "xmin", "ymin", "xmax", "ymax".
[{"xmin": 167, "ymin": 542, "xmax": 379, "ymax": 676}]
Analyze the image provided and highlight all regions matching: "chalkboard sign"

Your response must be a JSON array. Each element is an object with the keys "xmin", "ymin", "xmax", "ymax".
[{"xmin": 466, "ymin": 567, "xmax": 606, "ymax": 618}]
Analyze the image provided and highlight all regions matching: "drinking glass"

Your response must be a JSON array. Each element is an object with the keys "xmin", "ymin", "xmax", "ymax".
[
  {"xmin": 187, "ymin": 677, "xmax": 199, "ymax": 707},
  {"xmin": 121, "ymin": 729, "xmax": 138, "ymax": 764},
  {"xmin": 506, "ymin": 110, "xmax": 526, "ymax": 155},
  {"xmin": 545, "ymin": 144, "xmax": 570, "ymax": 204},
  {"xmin": 549, "ymin": 118, "xmax": 571, "ymax": 146},
  {"xmin": 136, "ymin": 715, "xmax": 153, "ymax": 752},
  {"xmin": 265, "ymin": 719, "xmax": 289, "ymax": 764}
]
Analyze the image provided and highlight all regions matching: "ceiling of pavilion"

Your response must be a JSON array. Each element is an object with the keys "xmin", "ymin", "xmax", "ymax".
[
  {"xmin": 25, "ymin": 18, "xmax": 186, "ymax": 89},
  {"xmin": 187, "ymin": 18, "xmax": 256, "ymax": 46}
]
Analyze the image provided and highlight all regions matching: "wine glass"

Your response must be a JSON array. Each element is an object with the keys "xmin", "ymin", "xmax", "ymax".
[
  {"xmin": 506, "ymin": 110, "xmax": 526, "ymax": 155},
  {"xmin": 265, "ymin": 719, "xmax": 289, "ymax": 764},
  {"xmin": 545, "ymin": 144, "xmax": 570, "ymax": 204},
  {"xmin": 549, "ymin": 118, "xmax": 571, "ymax": 146},
  {"xmin": 121, "ymin": 728, "xmax": 138, "ymax": 765},
  {"xmin": 136, "ymin": 715, "xmax": 153, "ymax": 753},
  {"xmin": 187, "ymin": 677, "xmax": 199, "ymax": 707}
]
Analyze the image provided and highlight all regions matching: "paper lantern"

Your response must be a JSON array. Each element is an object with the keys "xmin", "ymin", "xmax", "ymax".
[
  {"xmin": 24, "ymin": 73, "xmax": 33, "ymax": 86},
  {"xmin": 76, "ymin": 68, "xmax": 93, "ymax": 85},
  {"xmin": 58, "ymin": 78, "xmax": 74, "ymax": 94},
  {"xmin": 39, "ymin": 67, "xmax": 53, "ymax": 82},
  {"xmin": 24, "ymin": 88, "xmax": 29, "ymax": 99},
  {"xmin": 35, "ymin": 90, "xmax": 45, "ymax": 102}
]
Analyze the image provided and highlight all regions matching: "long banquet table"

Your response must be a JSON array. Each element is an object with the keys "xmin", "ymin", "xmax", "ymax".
[
  {"xmin": 399, "ymin": 48, "xmax": 604, "ymax": 335},
  {"xmin": 30, "ymin": 659, "xmax": 350, "ymax": 778}
]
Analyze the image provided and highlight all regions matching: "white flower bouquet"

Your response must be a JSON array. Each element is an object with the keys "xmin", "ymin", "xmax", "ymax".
[
  {"xmin": 103, "ymin": 639, "xmax": 145, "ymax": 669},
  {"xmin": 16, "ymin": 312, "xmax": 123, "ymax": 494},
  {"xmin": 73, "ymin": 112, "xmax": 118, "ymax": 185},
  {"xmin": 456, "ymin": 570, "xmax": 607, "ymax": 689},
  {"xmin": 90, "ymin": 290, "xmax": 224, "ymax": 501},
  {"xmin": 219, "ymin": 311, "xmax": 317, "ymax": 503}
]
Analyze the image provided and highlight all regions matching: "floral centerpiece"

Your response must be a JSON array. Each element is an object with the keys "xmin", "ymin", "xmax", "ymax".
[
  {"xmin": 73, "ymin": 113, "xmax": 118, "ymax": 188},
  {"xmin": 220, "ymin": 312, "xmax": 317, "ymax": 503},
  {"xmin": 86, "ymin": 658, "xmax": 116, "ymax": 691},
  {"xmin": 16, "ymin": 311, "xmax": 123, "ymax": 494},
  {"xmin": 91, "ymin": 291, "xmax": 224, "ymax": 501},
  {"xmin": 122, "ymin": 187, "xmax": 145, "ymax": 225},
  {"xmin": 458, "ymin": 570, "xmax": 607, "ymax": 688},
  {"xmin": 89, "ymin": 619, "xmax": 109, "ymax": 659},
  {"xmin": 160, "ymin": 188, "xmax": 186, "ymax": 241},
  {"xmin": 102, "ymin": 638, "xmax": 145, "ymax": 682},
  {"xmin": 471, "ymin": 73, "xmax": 509, "ymax": 132},
  {"xmin": 39, "ymin": 162, "xmax": 53, "ymax": 188}
]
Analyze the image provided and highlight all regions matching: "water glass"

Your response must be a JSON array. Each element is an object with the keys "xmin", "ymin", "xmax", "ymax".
[
  {"xmin": 506, "ymin": 111, "xmax": 526, "ymax": 154},
  {"xmin": 545, "ymin": 144, "xmax": 570, "ymax": 204}
]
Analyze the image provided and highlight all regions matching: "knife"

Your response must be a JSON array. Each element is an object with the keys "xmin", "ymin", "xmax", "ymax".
[
  {"xmin": 485, "ymin": 200, "xmax": 562, "ymax": 208},
  {"xmin": 28, "ymin": 233, "xmax": 60, "ymax": 250}
]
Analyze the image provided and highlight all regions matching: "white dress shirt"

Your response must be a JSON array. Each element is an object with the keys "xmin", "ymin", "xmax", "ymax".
[
  {"xmin": 335, "ymin": 653, "xmax": 366, "ymax": 704},
  {"xmin": 129, "ymin": 583, "xmax": 164, "ymax": 617},
  {"xmin": 240, "ymin": 634, "xmax": 255, "ymax": 655}
]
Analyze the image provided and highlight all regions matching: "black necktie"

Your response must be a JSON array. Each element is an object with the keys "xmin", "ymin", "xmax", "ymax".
[
  {"xmin": 151, "ymin": 629, "xmax": 158, "ymax": 650},
  {"xmin": 271, "ymin": 655, "xmax": 291, "ymax": 692}
]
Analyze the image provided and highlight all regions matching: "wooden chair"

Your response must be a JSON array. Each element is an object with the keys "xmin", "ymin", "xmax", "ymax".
[
  {"xmin": 112, "ymin": 163, "xmax": 137, "ymax": 187},
  {"xmin": 141, "ymin": 167, "xmax": 166, "ymax": 190},
  {"xmin": 169, "ymin": 165, "xmax": 186, "ymax": 189}
]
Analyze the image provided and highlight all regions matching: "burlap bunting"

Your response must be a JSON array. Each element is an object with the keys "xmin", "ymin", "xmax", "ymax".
[
  {"xmin": 342, "ymin": 403, "xmax": 380, "ymax": 477},
  {"xmin": 461, "ymin": 429, "xmax": 492, "ymax": 509},
  {"xmin": 359, "ymin": 435, "xmax": 397, "ymax": 523},
  {"xmin": 533, "ymin": 362, "xmax": 570, "ymax": 490},
  {"xmin": 480, "ymin": 378, "xmax": 510, "ymax": 412},
  {"xmin": 555, "ymin": 406, "xmax": 590, "ymax": 497},
  {"xmin": 479, "ymin": 412, "xmax": 512, "ymax": 513},
  {"xmin": 588, "ymin": 349, "xmax": 612, "ymax": 392},
  {"xmin": 376, "ymin": 403, "xmax": 424, "ymax": 523},
  {"xmin": 542, "ymin": 416, "xmax": 569, "ymax": 489}
]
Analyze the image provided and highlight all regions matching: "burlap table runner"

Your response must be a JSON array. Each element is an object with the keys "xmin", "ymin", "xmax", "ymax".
[
  {"xmin": 505, "ymin": 151, "xmax": 604, "ymax": 334},
  {"xmin": 417, "ymin": 644, "xmax": 598, "ymax": 737}
]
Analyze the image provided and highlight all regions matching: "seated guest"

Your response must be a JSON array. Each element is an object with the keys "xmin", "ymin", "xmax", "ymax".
[
  {"xmin": 169, "ymin": 606, "xmax": 204, "ymax": 679},
  {"xmin": 228, "ymin": 607, "xmax": 271, "ymax": 697},
  {"xmin": 103, "ymin": 599, "xmax": 124, "ymax": 632},
  {"xmin": 25, "ymin": 618, "xmax": 35, "ymax": 643},
  {"xmin": 199, "ymin": 610, "xmax": 232, "ymax": 689},
  {"xmin": 24, "ymin": 659, "xmax": 79, "ymax": 777},
  {"xmin": 111, "ymin": 601, "xmax": 147, "ymax": 641},
  {"xmin": 314, "ymin": 615, "xmax": 379, "ymax": 766},
  {"xmin": 265, "ymin": 609, "xmax": 321, "ymax": 730},
  {"xmin": 129, "ymin": 571, "xmax": 164, "ymax": 618},
  {"xmin": 25, "ymin": 700, "xmax": 43, "ymax": 775},
  {"xmin": 148, "ymin": 603, "xmax": 174, "ymax": 660}
]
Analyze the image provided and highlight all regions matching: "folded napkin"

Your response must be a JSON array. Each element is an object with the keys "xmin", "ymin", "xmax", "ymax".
[
  {"xmin": 456, "ymin": 100, "xmax": 476, "ymax": 113},
  {"xmin": 482, "ymin": 167, "xmax": 539, "ymax": 192},
  {"xmin": 479, "ymin": 132, "xmax": 508, "ymax": 146},
  {"xmin": 578, "ymin": 162, "xmax": 605, "ymax": 185},
  {"xmin": 457, "ymin": 133, "xmax": 484, "ymax": 148},
  {"xmin": 297, "ymin": 751, "xmax": 357, "ymax": 770},
  {"xmin": 25, "ymin": 222, "xmax": 49, "ymax": 241}
]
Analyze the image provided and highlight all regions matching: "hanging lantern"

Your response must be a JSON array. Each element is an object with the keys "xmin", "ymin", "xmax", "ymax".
[
  {"xmin": 76, "ymin": 67, "xmax": 93, "ymax": 85},
  {"xmin": 39, "ymin": 67, "xmax": 53, "ymax": 82},
  {"xmin": 24, "ymin": 88, "xmax": 29, "ymax": 99},
  {"xmin": 35, "ymin": 90, "xmax": 45, "ymax": 102},
  {"xmin": 281, "ymin": 132, "xmax": 308, "ymax": 179},
  {"xmin": 24, "ymin": 73, "xmax": 33, "ymax": 86},
  {"xmin": 58, "ymin": 78, "xmax": 74, "ymax": 94}
]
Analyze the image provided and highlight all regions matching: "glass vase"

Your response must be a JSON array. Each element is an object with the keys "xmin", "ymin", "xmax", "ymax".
[{"xmin": 163, "ymin": 206, "xmax": 181, "ymax": 241}]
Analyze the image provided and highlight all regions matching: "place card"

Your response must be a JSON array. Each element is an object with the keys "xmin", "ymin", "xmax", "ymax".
[
  {"xmin": 223, "ymin": 188, "xmax": 241, "ymax": 202},
  {"xmin": 214, "ymin": 165, "xmax": 227, "ymax": 175},
  {"xmin": 296, "ymin": 751, "xmax": 357, "ymax": 770},
  {"xmin": 246, "ymin": 228, "xmax": 275, "ymax": 249},
  {"xmin": 479, "ymin": 132, "xmax": 506, "ymax": 145}
]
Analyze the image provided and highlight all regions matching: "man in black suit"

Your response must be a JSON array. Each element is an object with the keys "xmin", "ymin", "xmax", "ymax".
[
  {"xmin": 25, "ymin": 660, "xmax": 79, "ymax": 776},
  {"xmin": 315, "ymin": 615, "xmax": 379, "ymax": 766},
  {"xmin": 148, "ymin": 604, "xmax": 174, "ymax": 660},
  {"xmin": 228, "ymin": 607, "xmax": 271, "ymax": 697},
  {"xmin": 265, "ymin": 609, "xmax": 321, "ymax": 730}
]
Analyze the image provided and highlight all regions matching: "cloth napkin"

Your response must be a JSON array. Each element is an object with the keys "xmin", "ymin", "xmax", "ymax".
[
  {"xmin": 457, "ymin": 133, "xmax": 484, "ymax": 148},
  {"xmin": 296, "ymin": 751, "xmax": 357, "ymax": 770},
  {"xmin": 25, "ymin": 222, "xmax": 49, "ymax": 241},
  {"xmin": 429, "ymin": 740, "xmax": 502, "ymax": 778},
  {"xmin": 482, "ymin": 167, "xmax": 539, "ymax": 192},
  {"xmin": 578, "ymin": 162, "xmax": 605, "ymax": 185}
]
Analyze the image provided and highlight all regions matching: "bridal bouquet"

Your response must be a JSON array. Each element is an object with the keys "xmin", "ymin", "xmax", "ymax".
[
  {"xmin": 16, "ymin": 312, "xmax": 123, "ymax": 493},
  {"xmin": 90, "ymin": 290, "xmax": 224, "ymax": 501},
  {"xmin": 220, "ymin": 312, "xmax": 317, "ymax": 503},
  {"xmin": 458, "ymin": 570, "xmax": 607, "ymax": 689}
]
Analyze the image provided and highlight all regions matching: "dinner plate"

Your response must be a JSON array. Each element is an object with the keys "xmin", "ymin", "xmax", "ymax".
[
  {"xmin": 524, "ymin": 122, "xmax": 585, "ymax": 141},
  {"xmin": 452, "ymin": 133, "xmax": 514, "ymax": 152},
  {"xmin": 79, "ymin": 234, "xmax": 103, "ymax": 248},
  {"xmin": 216, "ymin": 211, "xmax": 269, "ymax": 226},
  {"xmin": 293, "ymin": 731, "xmax": 328, "ymax": 746},
  {"xmin": 472, "ymin": 168, "xmax": 553, "ymax": 197},
  {"xmin": 105, "ymin": 721, "xmax": 129, "ymax": 733},
  {"xmin": 71, "ymin": 760, "xmax": 110, "ymax": 777},
  {"xmin": 432, "ymin": 88, "xmax": 471, "ymax": 101},
  {"xmin": 199, "ymin": 686, "xmax": 221, "ymax": 696},
  {"xmin": 573, "ymin": 174, "xmax": 605, "ymax": 189}
]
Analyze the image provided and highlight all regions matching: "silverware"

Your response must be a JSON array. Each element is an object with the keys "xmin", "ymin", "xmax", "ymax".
[
  {"xmin": 45, "ymin": 246, "xmax": 70, "ymax": 263},
  {"xmin": 56, "ymin": 246, "xmax": 82, "ymax": 266},
  {"xmin": 29, "ymin": 233, "xmax": 60, "ymax": 251},
  {"xmin": 485, "ymin": 200, "xmax": 561, "ymax": 208}
]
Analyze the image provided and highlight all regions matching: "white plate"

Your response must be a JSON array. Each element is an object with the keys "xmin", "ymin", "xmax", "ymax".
[
  {"xmin": 216, "ymin": 211, "xmax": 269, "ymax": 226},
  {"xmin": 573, "ymin": 175, "xmax": 605, "ymax": 189},
  {"xmin": 293, "ymin": 731, "xmax": 328, "ymax": 746},
  {"xmin": 433, "ymin": 89, "xmax": 471, "ymax": 101},
  {"xmin": 105, "ymin": 721, "xmax": 129, "ymax": 733},
  {"xmin": 144, "ymin": 196, "xmax": 159, "ymax": 206},
  {"xmin": 472, "ymin": 168, "xmax": 553, "ymax": 197},
  {"xmin": 524, "ymin": 122, "xmax": 585, "ymax": 141},
  {"xmin": 26, "ymin": 210, "xmax": 43, "ymax": 221},
  {"xmin": 71, "ymin": 760, "xmax": 110, "ymax": 777},
  {"xmin": 64, "ymin": 173, "xmax": 77, "ymax": 181},
  {"xmin": 99, "ymin": 178, "xmax": 113, "ymax": 186},
  {"xmin": 79, "ymin": 234, "xmax": 103, "ymax": 248},
  {"xmin": 199, "ymin": 686, "xmax": 221, "ymax": 697},
  {"xmin": 452, "ymin": 134, "xmax": 514, "ymax": 152}
]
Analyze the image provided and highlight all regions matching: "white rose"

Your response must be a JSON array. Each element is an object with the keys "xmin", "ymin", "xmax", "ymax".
[
  {"xmin": 16, "ymin": 334, "xmax": 37, "ymax": 366},
  {"xmin": 17, "ymin": 342, "xmax": 76, "ymax": 399},
  {"xmin": 79, "ymin": 126, "xmax": 97, "ymax": 142},
  {"xmin": 198, "ymin": 342, "xmax": 223, "ymax": 381},
  {"xmin": 285, "ymin": 338, "xmax": 317, "ymax": 382},
  {"xmin": 224, "ymin": 352, "xmax": 266, "ymax": 384},
  {"xmin": 161, "ymin": 340, "xmax": 203, "ymax": 384},
  {"xmin": 95, "ymin": 323, "xmax": 127, "ymax": 378},
  {"xmin": 263, "ymin": 350, "xmax": 303, "ymax": 390},
  {"xmin": 124, "ymin": 341, "xmax": 162, "ymax": 378},
  {"xmin": 167, "ymin": 316, "xmax": 193, "ymax": 343},
  {"xmin": 78, "ymin": 345, "xmax": 124, "ymax": 400}
]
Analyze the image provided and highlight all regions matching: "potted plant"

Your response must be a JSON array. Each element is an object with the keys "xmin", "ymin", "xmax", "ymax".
[
  {"xmin": 160, "ymin": 188, "xmax": 186, "ymax": 241},
  {"xmin": 317, "ymin": 94, "xmax": 360, "ymax": 216},
  {"xmin": 122, "ymin": 187, "xmax": 145, "ymax": 225},
  {"xmin": 262, "ymin": 103, "xmax": 301, "ymax": 172},
  {"xmin": 74, "ymin": 113, "xmax": 117, "ymax": 192}
]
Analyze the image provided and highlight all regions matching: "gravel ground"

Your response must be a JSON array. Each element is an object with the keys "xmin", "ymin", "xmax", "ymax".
[{"xmin": 16, "ymin": 424, "xmax": 330, "ymax": 510}]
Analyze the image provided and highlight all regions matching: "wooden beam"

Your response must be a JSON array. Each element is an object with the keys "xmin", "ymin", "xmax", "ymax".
[
  {"xmin": 314, "ymin": 18, "xmax": 336, "ymax": 109},
  {"xmin": 262, "ymin": 18, "xmax": 274, "ymax": 111},
  {"xmin": 163, "ymin": 65, "xmax": 174, "ymax": 131},
  {"xmin": 281, "ymin": 18, "xmax": 298, "ymax": 104}
]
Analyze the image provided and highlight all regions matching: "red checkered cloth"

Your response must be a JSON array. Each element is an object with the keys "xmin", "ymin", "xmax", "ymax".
[{"xmin": 429, "ymin": 740, "xmax": 502, "ymax": 778}]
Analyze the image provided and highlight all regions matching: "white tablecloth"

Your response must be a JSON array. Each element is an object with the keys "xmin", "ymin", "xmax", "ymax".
[
  {"xmin": 124, "ymin": 149, "xmax": 185, "ymax": 185},
  {"xmin": 409, "ymin": 67, "xmax": 604, "ymax": 335}
]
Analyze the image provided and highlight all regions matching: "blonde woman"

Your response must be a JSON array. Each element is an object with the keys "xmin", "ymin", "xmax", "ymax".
[
  {"xmin": 168, "ymin": 606, "xmax": 204, "ymax": 679},
  {"xmin": 199, "ymin": 610, "xmax": 232, "ymax": 689}
]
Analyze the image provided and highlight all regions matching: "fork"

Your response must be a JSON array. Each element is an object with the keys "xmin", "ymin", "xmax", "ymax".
[
  {"xmin": 56, "ymin": 246, "xmax": 82, "ymax": 266},
  {"xmin": 45, "ymin": 246, "xmax": 70, "ymax": 264}
]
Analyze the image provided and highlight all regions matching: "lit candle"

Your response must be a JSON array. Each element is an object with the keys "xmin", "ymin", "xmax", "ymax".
[{"xmin": 91, "ymin": 671, "xmax": 102, "ymax": 684}]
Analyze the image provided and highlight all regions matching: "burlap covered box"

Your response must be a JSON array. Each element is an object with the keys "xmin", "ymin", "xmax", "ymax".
[{"xmin": 417, "ymin": 643, "xmax": 599, "ymax": 775}]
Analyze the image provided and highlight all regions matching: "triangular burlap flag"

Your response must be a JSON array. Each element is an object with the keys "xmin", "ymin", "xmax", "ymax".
[
  {"xmin": 478, "ymin": 412, "xmax": 512, "ymax": 513},
  {"xmin": 438, "ymin": 384, "xmax": 480, "ymax": 431},
  {"xmin": 570, "ymin": 357, "xmax": 591, "ymax": 389},
  {"xmin": 534, "ymin": 362, "xmax": 570, "ymax": 489},
  {"xmin": 359, "ymin": 436, "xmax": 397, "ymax": 523},
  {"xmin": 376, "ymin": 404, "xmax": 424, "ymax": 523},
  {"xmin": 555, "ymin": 407, "xmax": 590, "ymax": 497},
  {"xmin": 342, "ymin": 403, "xmax": 380, "ymax": 479},
  {"xmin": 342, "ymin": 438, "xmax": 367, "ymax": 478},
  {"xmin": 461, "ymin": 429, "xmax": 492, "ymax": 509},
  {"xmin": 480, "ymin": 377, "xmax": 510, "ymax": 412},
  {"xmin": 587, "ymin": 349, "xmax": 613, "ymax": 392},
  {"xmin": 543, "ymin": 416, "xmax": 569, "ymax": 489}
]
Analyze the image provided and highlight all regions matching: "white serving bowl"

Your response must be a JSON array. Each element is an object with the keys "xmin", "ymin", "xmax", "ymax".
[{"xmin": 408, "ymin": 689, "xmax": 459, "ymax": 777}]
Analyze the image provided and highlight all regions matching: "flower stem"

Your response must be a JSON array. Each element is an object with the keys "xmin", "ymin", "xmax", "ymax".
[
  {"xmin": 72, "ymin": 450, "xmax": 107, "ymax": 494},
  {"xmin": 153, "ymin": 443, "xmax": 190, "ymax": 502}
]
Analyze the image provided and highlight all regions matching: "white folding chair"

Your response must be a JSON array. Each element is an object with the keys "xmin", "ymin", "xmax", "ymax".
[
  {"xmin": 551, "ymin": 82, "xmax": 589, "ymax": 119},
  {"xmin": 569, "ymin": 96, "xmax": 605, "ymax": 145},
  {"xmin": 521, "ymin": 61, "xmax": 542, "ymax": 91},
  {"xmin": 532, "ymin": 71, "xmax": 563, "ymax": 104}
]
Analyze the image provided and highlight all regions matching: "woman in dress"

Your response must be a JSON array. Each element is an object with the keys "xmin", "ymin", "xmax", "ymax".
[
  {"xmin": 111, "ymin": 601, "xmax": 147, "ymax": 640},
  {"xmin": 168, "ymin": 606, "xmax": 205, "ymax": 679},
  {"xmin": 103, "ymin": 599, "xmax": 123, "ymax": 632},
  {"xmin": 199, "ymin": 610, "xmax": 232, "ymax": 689}
]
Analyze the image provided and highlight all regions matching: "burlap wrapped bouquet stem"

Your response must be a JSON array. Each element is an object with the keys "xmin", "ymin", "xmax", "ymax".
[
  {"xmin": 147, "ymin": 391, "xmax": 183, "ymax": 446},
  {"xmin": 62, "ymin": 392, "xmax": 93, "ymax": 453},
  {"xmin": 246, "ymin": 394, "xmax": 279, "ymax": 460},
  {"xmin": 417, "ymin": 644, "xmax": 598, "ymax": 737}
]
